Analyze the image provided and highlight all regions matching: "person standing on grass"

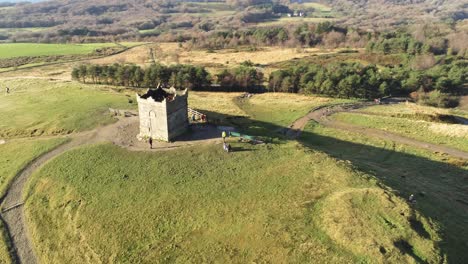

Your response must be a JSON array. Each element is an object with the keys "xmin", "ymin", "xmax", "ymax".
[
  {"xmin": 5, "ymin": 87, "xmax": 9, "ymax": 94},
  {"xmin": 222, "ymin": 131, "xmax": 227, "ymax": 142},
  {"xmin": 149, "ymin": 137, "xmax": 153, "ymax": 149}
]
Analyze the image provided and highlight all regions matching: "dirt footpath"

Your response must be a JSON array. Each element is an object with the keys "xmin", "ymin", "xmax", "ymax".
[{"xmin": 287, "ymin": 103, "xmax": 468, "ymax": 160}]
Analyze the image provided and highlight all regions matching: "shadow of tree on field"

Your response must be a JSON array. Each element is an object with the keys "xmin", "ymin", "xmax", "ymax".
[{"xmin": 198, "ymin": 109, "xmax": 468, "ymax": 263}]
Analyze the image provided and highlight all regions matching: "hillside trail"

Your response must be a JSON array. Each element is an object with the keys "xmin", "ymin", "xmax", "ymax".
[
  {"xmin": 286, "ymin": 102, "xmax": 468, "ymax": 160},
  {"xmin": 0, "ymin": 116, "xmax": 221, "ymax": 264}
]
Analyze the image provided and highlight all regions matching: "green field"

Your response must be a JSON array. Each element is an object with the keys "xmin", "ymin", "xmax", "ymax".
[
  {"xmin": 332, "ymin": 111, "xmax": 468, "ymax": 152},
  {"xmin": 258, "ymin": 17, "xmax": 336, "ymax": 27},
  {"xmin": 0, "ymin": 43, "xmax": 131, "ymax": 59},
  {"xmin": 25, "ymin": 141, "xmax": 442, "ymax": 263},
  {"xmin": 301, "ymin": 2, "xmax": 333, "ymax": 12},
  {"xmin": 0, "ymin": 137, "xmax": 68, "ymax": 264},
  {"xmin": 0, "ymin": 79, "xmax": 135, "ymax": 138},
  {"xmin": 300, "ymin": 122, "xmax": 468, "ymax": 263},
  {"xmin": 0, "ymin": 220, "xmax": 11, "ymax": 264},
  {"xmin": 0, "ymin": 27, "xmax": 48, "ymax": 35}
]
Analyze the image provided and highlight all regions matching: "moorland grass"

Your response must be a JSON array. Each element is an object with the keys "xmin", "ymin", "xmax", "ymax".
[
  {"xmin": 0, "ymin": 137, "xmax": 68, "ymax": 263},
  {"xmin": 0, "ymin": 79, "xmax": 136, "ymax": 138},
  {"xmin": 301, "ymin": 122, "xmax": 468, "ymax": 262},
  {"xmin": 25, "ymin": 141, "xmax": 442, "ymax": 263},
  {"xmin": 332, "ymin": 112, "xmax": 468, "ymax": 152}
]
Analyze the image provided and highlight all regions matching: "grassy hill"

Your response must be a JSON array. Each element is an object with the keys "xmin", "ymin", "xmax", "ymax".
[
  {"xmin": 25, "ymin": 141, "xmax": 443, "ymax": 263},
  {"xmin": 0, "ymin": 79, "xmax": 135, "ymax": 138}
]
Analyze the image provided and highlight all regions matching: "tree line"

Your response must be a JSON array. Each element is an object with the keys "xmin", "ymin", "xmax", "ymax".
[
  {"xmin": 72, "ymin": 63, "xmax": 211, "ymax": 90},
  {"xmin": 268, "ymin": 56, "xmax": 466, "ymax": 107},
  {"xmin": 72, "ymin": 62, "xmax": 266, "ymax": 92},
  {"xmin": 72, "ymin": 55, "xmax": 465, "ymax": 108}
]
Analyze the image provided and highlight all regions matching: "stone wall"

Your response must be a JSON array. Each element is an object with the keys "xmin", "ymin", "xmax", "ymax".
[
  {"xmin": 167, "ymin": 93, "xmax": 189, "ymax": 141},
  {"xmin": 136, "ymin": 95, "xmax": 169, "ymax": 141},
  {"xmin": 136, "ymin": 91, "xmax": 188, "ymax": 142}
]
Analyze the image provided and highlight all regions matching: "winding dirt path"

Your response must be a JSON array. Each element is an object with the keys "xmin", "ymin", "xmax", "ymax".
[
  {"xmin": 0, "ymin": 117, "xmax": 221, "ymax": 264},
  {"xmin": 287, "ymin": 103, "xmax": 468, "ymax": 160}
]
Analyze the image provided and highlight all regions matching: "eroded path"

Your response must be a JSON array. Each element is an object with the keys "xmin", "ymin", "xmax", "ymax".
[
  {"xmin": 0, "ymin": 117, "xmax": 221, "ymax": 264},
  {"xmin": 287, "ymin": 102, "xmax": 468, "ymax": 160}
]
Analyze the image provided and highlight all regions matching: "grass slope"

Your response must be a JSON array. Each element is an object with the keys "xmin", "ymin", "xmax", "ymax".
[
  {"xmin": 332, "ymin": 112, "xmax": 468, "ymax": 152},
  {"xmin": 233, "ymin": 93, "xmax": 354, "ymax": 135},
  {"xmin": 0, "ymin": 137, "xmax": 68, "ymax": 264},
  {"xmin": 25, "ymin": 142, "xmax": 442, "ymax": 263},
  {"xmin": 0, "ymin": 79, "xmax": 135, "ymax": 138},
  {"xmin": 301, "ymin": 122, "xmax": 468, "ymax": 262}
]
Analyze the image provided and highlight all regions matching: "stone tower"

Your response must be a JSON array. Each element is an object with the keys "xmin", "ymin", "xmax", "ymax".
[{"xmin": 136, "ymin": 86, "xmax": 189, "ymax": 142}]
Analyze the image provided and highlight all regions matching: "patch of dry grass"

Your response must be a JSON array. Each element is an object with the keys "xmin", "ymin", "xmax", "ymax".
[
  {"xmin": 89, "ymin": 43, "xmax": 342, "ymax": 73},
  {"xmin": 189, "ymin": 92, "xmax": 246, "ymax": 119},
  {"xmin": 363, "ymin": 102, "xmax": 468, "ymax": 119},
  {"xmin": 429, "ymin": 123, "xmax": 468, "ymax": 138}
]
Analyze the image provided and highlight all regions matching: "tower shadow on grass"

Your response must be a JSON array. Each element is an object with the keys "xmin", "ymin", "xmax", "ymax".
[{"xmin": 199, "ymin": 109, "xmax": 468, "ymax": 263}]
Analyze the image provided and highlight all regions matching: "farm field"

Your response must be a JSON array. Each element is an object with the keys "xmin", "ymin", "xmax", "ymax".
[
  {"xmin": 331, "ymin": 107, "xmax": 468, "ymax": 152},
  {"xmin": 0, "ymin": 79, "xmax": 135, "ymax": 138},
  {"xmin": 300, "ymin": 122, "xmax": 468, "ymax": 263},
  {"xmin": 24, "ymin": 141, "xmax": 442, "ymax": 263}
]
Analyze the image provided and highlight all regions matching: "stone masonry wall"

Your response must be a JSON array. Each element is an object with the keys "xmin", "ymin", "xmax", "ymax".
[
  {"xmin": 166, "ymin": 93, "xmax": 189, "ymax": 141},
  {"xmin": 136, "ymin": 91, "xmax": 189, "ymax": 142},
  {"xmin": 136, "ymin": 95, "xmax": 169, "ymax": 141}
]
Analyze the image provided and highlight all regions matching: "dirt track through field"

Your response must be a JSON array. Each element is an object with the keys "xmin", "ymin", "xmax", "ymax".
[
  {"xmin": 287, "ymin": 103, "xmax": 468, "ymax": 160},
  {"xmin": 0, "ymin": 116, "xmax": 221, "ymax": 264}
]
